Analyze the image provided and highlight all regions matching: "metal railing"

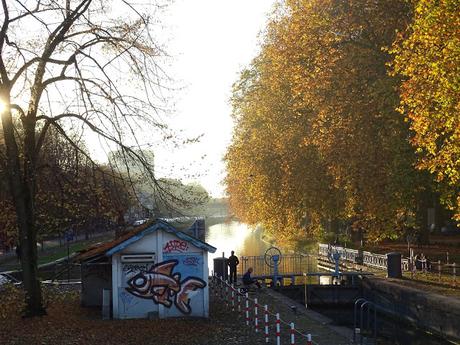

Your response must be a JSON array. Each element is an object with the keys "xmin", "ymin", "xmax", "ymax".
[
  {"xmin": 354, "ymin": 298, "xmax": 378, "ymax": 345},
  {"xmin": 318, "ymin": 244, "xmax": 390, "ymax": 270},
  {"xmin": 318, "ymin": 244, "xmax": 457, "ymax": 286},
  {"xmin": 238, "ymin": 254, "xmax": 315, "ymax": 277}
]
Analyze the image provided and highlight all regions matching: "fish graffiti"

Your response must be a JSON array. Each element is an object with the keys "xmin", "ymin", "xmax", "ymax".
[{"xmin": 125, "ymin": 259, "xmax": 206, "ymax": 314}]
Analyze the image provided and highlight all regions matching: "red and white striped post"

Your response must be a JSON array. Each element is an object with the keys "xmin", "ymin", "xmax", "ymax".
[
  {"xmin": 307, "ymin": 334, "xmax": 312, "ymax": 345},
  {"xmin": 231, "ymin": 284, "xmax": 235, "ymax": 312},
  {"xmin": 290, "ymin": 322, "xmax": 295, "ymax": 344},
  {"xmin": 264, "ymin": 305, "xmax": 269, "ymax": 343},
  {"xmin": 276, "ymin": 313, "xmax": 281, "ymax": 345},
  {"xmin": 225, "ymin": 282, "xmax": 229, "ymax": 307},
  {"xmin": 254, "ymin": 298, "xmax": 259, "ymax": 333},
  {"xmin": 245, "ymin": 292, "xmax": 250, "ymax": 326},
  {"xmin": 237, "ymin": 291, "xmax": 241, "ymax": 313}
]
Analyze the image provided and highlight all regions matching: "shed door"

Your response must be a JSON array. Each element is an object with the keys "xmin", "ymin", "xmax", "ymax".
[
  {"xmin": 118, "ymin": 262, "xmax": 158, "ymax": 319},
  {"xmin": 162, "ymin": 253, "xmax": 205, "ymax": 318}
]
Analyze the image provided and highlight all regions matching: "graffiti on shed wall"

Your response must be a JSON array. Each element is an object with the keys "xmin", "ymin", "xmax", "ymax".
[
  {"xmin": 163, "ymin": 239, "xmax": 188, "ymax": 253},
  {"xmin": 183, "ymin": 256, "xmax": 199, "ymax": 266},
  {"xmin": 123, "ymin": 263, "xmax": 152, "ymax": 274},
  {"xmin": 125, "ymin": 259, "xmax": 205, "ymax": 314}
]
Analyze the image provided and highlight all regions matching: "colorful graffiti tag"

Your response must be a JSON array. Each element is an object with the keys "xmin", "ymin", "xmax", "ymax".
[
  {"xmin": 125, "ymin": 260, "xmax": 205, "ymax": 314},
  {"xmin": 183, "ymin": 256, "xmax": 200, "ymax": 267},
  {"xmin": 123, "ymin": 263, "xmax": 152, "ymax": 274},
  {"xmin": 163, "ymin": 239, "xmax": 188, "ymax": 253}
]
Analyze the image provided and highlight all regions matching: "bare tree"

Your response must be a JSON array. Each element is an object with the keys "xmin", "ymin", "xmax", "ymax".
[{"xmin": 0, "ymin": 0, "xmax": 171, "ymax": 316}]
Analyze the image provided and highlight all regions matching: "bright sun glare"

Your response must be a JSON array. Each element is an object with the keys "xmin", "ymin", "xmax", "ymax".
[{"xmin": 0, "ymin": 100, "xmax": 6, "ymax": 114}]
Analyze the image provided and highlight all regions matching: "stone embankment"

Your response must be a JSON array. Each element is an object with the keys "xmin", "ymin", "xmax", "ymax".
[{"xmin": 363, "ymin": 277, "xmax": 460, "ymax": 342}]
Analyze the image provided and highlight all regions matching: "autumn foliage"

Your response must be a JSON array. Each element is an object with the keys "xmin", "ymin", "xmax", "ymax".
[
  {"xmin": 226, "ymin": 0, "xmax": 458, "ymax": 243},
  {"xmin": 0, "ymin": 127, "xmax": 132, "ymax": 249},
  {"xmin": 391, "ymin": 0, "xmax": 460, "ymax": 218}
]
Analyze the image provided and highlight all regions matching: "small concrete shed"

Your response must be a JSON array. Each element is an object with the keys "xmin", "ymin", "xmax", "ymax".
[{"xmin": 78, "ymin": 219, "xmax": 216, "ymax": 319}]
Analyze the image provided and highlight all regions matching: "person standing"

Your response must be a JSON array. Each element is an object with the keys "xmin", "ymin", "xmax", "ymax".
[
  {"xmin": 15, "ymin": 243, "xmax": 21, "ymax": 263},
  {"xmin": 227, "ymin": 250, "xmax": 240, "ymax": 284}
]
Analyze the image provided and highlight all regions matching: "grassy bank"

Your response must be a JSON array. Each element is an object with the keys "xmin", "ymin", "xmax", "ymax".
[{"xmin": 0, "ymin": 234, "xmax": 114, "ymax": 271}]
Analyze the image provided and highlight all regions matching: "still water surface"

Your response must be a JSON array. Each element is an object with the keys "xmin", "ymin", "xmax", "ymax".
[{"xmin": 205, "ymin": 221, "xmax": 271, "ymax": 271}]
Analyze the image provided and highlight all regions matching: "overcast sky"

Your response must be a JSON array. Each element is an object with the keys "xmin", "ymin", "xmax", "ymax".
[{"xmin": 152, "ymin": 0, "xmax": 276, "ymax": 197}]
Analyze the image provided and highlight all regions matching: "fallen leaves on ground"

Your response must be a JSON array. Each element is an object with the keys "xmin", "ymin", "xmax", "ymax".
[{"xmin": 0, "ymin": 285, "xmax": 265, "ymax": 345}]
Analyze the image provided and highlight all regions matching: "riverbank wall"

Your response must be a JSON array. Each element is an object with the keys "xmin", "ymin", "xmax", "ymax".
[{"xmin": 362, "ymin": 277, "xmax": 460, "ymax": 342}]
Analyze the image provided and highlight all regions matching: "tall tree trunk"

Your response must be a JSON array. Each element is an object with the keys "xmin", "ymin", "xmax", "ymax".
[
  {"xmin": 0, "ymin": 89, "xmax": 45, "ymax": 316},
  {"xmin": 417, "ymin": 189, "xmax": 432, "ymax": 245},
  {"xmin": 16, "ymin": 186, "xmax": 45, "ymax": 317}
]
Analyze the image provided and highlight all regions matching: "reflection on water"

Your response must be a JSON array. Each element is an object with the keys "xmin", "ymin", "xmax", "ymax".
[
  {"xmin": 205, "ymin": 221, "xmax": 271, "ymax": 269},
  {"xmin": 205, "ymin": 221, "xmax": 316, "ymax": 281}
]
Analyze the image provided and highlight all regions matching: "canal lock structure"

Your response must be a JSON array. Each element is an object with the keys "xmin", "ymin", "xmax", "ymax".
[
  {"xmin": 206, "ymin": 221, "xmax": 459, "ymax": 345},
  {"xmin": 277, "ymin": 283, "xmax": 458, "ymax": 345}
]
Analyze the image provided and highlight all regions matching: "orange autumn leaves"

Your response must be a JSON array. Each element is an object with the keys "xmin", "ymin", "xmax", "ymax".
[
  {"xmin": 225, "ymin": 0, "xmax": 458, "ymax": 243},
  {"xmin": 391, "ymin": 0, "xmax": 460, "ymax": 216}
]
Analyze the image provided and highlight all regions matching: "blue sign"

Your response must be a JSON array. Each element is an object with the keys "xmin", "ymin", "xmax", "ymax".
[{"xmin": 65, "ymin": 231, "xmax": 74, "ymax": 242}]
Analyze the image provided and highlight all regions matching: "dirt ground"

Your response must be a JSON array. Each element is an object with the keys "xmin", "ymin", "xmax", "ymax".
[{"xmin": 0, "ymin": 280, "xmax": 355, "ymax": 345}]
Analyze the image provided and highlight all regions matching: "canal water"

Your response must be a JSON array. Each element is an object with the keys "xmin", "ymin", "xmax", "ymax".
[
  {"xmin": 314, "ymin": 307, "xmax": 456, "ymax": 345},
  {"xmin": 205, "ymin": 221, "xmax": 272, "ymax": 269},
  {"xmin": 205, "ymin": 221, "xmax": 456, "ymax": 345}
]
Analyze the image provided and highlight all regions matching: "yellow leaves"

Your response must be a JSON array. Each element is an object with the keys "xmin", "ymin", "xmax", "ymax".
[
  {"xmin": 225, "ymin": 0, "xmax": 438, "ymax": 242},
  {"xmin": 391, "ymin": 0, "xmax": 460, "ymax": 217}
]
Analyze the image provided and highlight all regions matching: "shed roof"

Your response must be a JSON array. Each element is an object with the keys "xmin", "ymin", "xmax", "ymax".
[{"xmin": 77, "ymin": 219, "xmax": 216, "ymax": 262}]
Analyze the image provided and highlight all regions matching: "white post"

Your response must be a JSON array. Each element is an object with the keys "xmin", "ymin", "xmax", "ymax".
[
  {"xmin": 225, "ymin": 283, "xmax": 229, "ymax": 308},
  {"xmin": 264, "ymin": 305, "xmax": 269, "ymax": 343},
  {"xmin": 245, "ymin": 292, "xmax": 250, "ymax": 326},
  {"xmin": 454, "ymin": 262, "xmax": 457, "ymax": 286},
  {"xmin": 290, "ymin": 322, "xmax": 295, "ymax": 344},
  {"xmin": 276, "ymin": 313, "xmax": 281, "ymax": 345},
  {"xmin": 410, "ymin": 248, "xmax": 414, "ymax": 279},
  {"xmin": 231, "ymin": 284, "xmax": 235, "ymax": 312},
  {"xmin": 438, "ymin": 260, "xmax": 441, "ymax": 282},
  {"xmin": 222, "ymin": 251, "xmax": 225, "ymax": 280},
  {"xmin": 102, "ymin": 289, "xmax": 111, "ymax": 320},
  {"xmin": 254, "ymin": 298, "xmax": 259, "ymax": 333}
]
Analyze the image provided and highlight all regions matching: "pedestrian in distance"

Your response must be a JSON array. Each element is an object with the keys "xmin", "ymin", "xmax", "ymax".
[
  {"xmin": 15, "ymin": 243, "xmax": 21, "ymax": 263},
  {"xmin": 227, "ymin": 250, "xmax": 240, "ymax": 284}
]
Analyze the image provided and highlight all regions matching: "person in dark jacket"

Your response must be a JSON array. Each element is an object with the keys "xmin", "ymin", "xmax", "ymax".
[
  {"xmin": 227, "ymin": 250, "xmax": 240, "ymax": 284},
  {"xmin": 242, "ymin": 267, "xmax": 261, "ymax": 289},
  {"xmin": 15, "ymin": 243, "xmax": 21, "ymax": 263}
]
